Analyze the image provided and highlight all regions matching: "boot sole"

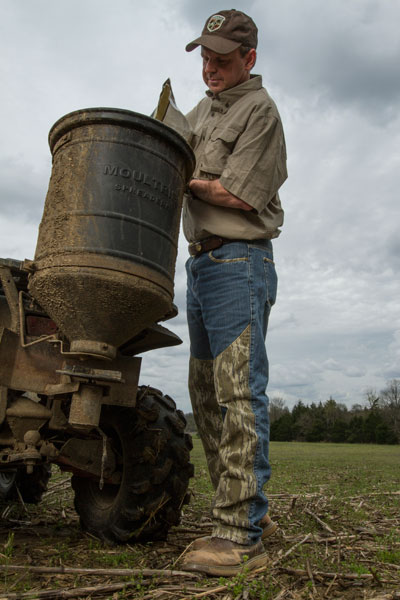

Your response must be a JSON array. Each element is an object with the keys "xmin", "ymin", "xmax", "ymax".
[
  {"xmin": 181, "ymin": 551, "xmax": 269, "ymax": 577},
  {"xmin": 261, "ymin": 519, "xmax": 278, "ymax": 540}
]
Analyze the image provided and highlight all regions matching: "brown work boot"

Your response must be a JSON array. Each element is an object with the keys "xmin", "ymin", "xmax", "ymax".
[
  {"xmin": 260, "ymin": 514, "xmax": 278, "ymax": 540},
  {"xmin": 180, "ymin": 537, "xmax": 268, "ymax": 576},
  {"xmin": 188, "ymin": 514, "xmax": 278, "ymax": 551}
]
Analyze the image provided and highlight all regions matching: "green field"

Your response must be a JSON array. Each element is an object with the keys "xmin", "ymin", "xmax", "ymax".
[
  {"xmin": 269, "ymin": 440, "xmax": 400, "ymax": 494},
  {"xmin": 184, "ymin": 438, "xmax": 400, "ymax": 598},
  {"xmin": 191, "ymin": 437, "xmax": 400, "ymax": 502},
  {"xmin": 1, "ymin": 439, "xmax": 399, "ymax": 599}
]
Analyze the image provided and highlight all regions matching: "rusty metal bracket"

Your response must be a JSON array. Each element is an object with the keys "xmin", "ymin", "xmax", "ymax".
[
  {"xmin": 44, "ymin": 382, "xmax": 80, "ymax": 396},
  {"xmin": 57, "ymin": 437, "xmax": 116, "ymax": 481},
  {"xmin": 18, "ymin": 291, "xmax": 58, "ymax": 349},
  {"xmin": 56, "ymin": 365, "xmax": 124, "ymax": 384},
  {"xmin": 0, "ymin": 266, "xmax": 20, "ymax": 333}
]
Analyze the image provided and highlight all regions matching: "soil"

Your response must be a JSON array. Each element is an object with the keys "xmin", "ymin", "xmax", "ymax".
[{"xmin": 1, "ymin": 469, "xmax": 399, "ymax": 599}]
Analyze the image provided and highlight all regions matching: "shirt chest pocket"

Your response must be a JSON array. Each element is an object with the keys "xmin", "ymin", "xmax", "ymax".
[{"xmin": 200, "ymin": 126, "xmax": 241, "ymax": 176}]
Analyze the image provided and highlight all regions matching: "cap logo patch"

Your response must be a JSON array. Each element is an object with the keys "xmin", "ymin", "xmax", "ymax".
[{"xmin": 207, "ymin": 14, "xmax": 225, "ymax": 32}]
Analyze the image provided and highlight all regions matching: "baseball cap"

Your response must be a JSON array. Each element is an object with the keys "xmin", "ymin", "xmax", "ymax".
[{"xmin": 186, "ymin": 9, "xmax": 258, "ymax": 54}]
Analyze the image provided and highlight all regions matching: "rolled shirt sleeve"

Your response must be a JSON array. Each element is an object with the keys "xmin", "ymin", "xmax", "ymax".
[{"xmin": 219, "ymin": 109, "xmax": 287, "ymax": 214}]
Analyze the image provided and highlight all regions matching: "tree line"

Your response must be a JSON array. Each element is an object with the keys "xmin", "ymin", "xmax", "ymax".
[
  {"xmin": 184, "ymin": 379, "xmax": 400, "ymax": 444},
  {"xmin": 269, "ymin": 379, "xmax": 400, "ymax": 444}
]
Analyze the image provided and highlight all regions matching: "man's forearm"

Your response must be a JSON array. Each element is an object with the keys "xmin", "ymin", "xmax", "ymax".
[{"xmin": 189, "ymin": 178, "xmax": 253, "ymax": 211}]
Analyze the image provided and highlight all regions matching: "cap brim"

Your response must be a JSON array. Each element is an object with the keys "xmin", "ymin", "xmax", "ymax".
[{"xmin": 185, "ymin": 34, "xmax": 241, "ymax": 54}]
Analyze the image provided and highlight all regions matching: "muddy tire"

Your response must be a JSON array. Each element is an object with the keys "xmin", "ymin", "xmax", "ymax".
[
  {"xmin": 71, "ymin": 387, "xmax": 194, "ymax": 544},
  {"xmin": 0, "ymin": 465, "xmax": 51, "ymax": 504}
]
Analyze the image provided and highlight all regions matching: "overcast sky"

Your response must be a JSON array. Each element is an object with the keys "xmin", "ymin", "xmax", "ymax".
[{"xmin": 1, "ymin": 0, "xmax": 399, "ymax": 413}]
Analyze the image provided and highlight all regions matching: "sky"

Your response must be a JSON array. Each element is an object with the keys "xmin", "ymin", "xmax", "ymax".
[{"xmin": 1, "ymin": 0, "xmax": 399, "ymax": 413}]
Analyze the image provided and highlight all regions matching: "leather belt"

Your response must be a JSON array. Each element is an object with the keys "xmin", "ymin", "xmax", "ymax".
[{"xmin": 188, "ymin": 236, "xmax": 235, "ymax": 257}]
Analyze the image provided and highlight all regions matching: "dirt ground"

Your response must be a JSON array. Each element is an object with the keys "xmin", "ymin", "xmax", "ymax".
[{"xmin": 1, "ymin": 468, "xmax": 399, "ymax": 600}]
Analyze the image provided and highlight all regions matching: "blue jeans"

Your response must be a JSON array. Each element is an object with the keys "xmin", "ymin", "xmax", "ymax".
[{"xmin": 186, "ymin": 239, "xmax": 277, "ymax": 545}]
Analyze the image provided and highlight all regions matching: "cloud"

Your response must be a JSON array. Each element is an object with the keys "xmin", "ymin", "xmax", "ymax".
[
  {"xmin": 258, "ymin": 0, "xmax": 400, "ymax": 120},
  {"xmin": 0, "ymin": 0, "xmax": 399, "ymax": 413},
  {"xmin": 323, "ymin": 359, "xmax": 342, "ymax": 372},
  {"xmin": 0, "ymin": 214, "xmax": 38, "ymax": 261}
]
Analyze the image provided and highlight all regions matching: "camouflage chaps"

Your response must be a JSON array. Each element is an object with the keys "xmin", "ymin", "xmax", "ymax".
[{"xmin": 186, "ymin": 240, "xmax": 277, "ymax": 545}]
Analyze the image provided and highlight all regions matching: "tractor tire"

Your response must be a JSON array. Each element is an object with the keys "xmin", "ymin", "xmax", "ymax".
[
  {"xmin": 0, "ymin": 465, "xmax": 51, "ymax": 504},
  {"xmin": 71, "ymin": 386, "xmax": 194, "ymax": 544}
]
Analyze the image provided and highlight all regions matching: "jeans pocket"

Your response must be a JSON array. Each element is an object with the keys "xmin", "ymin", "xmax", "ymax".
[{"xmin": 208, "ymin": 242, "xmax": 249, "ymax": 263}]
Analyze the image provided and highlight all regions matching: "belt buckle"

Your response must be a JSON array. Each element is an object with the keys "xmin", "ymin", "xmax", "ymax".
[
  {"xmin": 189, "ymin": 236, "xmax": 224, "ymax": 257},
  {"xmin": 189, "ymin": 241, "xmax": 203, "ymax": 256}
]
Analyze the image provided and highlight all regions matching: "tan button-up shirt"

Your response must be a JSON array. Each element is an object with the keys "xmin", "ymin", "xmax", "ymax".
[{"xmin": 182, "ymin": 75, "xmax": 287, "ymax": 243}]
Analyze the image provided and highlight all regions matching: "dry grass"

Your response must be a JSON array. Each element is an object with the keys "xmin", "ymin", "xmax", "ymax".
[{"xmin": 0, "ymin": 440, "xmax": 399, "ymax": 599}]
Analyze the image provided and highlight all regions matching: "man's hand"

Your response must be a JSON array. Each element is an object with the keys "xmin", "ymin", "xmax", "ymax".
[{"xmin": 189, "ymin": 179, "xmax": 253, "ymax": 211}]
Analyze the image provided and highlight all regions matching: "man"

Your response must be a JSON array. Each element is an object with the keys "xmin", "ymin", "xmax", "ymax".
[{"xmin": 180, "ymin": 9, "xmax": 287, "ymax": 576}]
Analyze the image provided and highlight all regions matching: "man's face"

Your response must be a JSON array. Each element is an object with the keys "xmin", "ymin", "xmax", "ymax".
[{"xmin": 201, "ymin": 47, "xmax": 255, "ymax": 94}]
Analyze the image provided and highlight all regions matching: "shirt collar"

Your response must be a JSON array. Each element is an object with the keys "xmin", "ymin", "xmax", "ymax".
[{"xmin": 205, "ymin": 74, "xmax": 263, "ymax": 105}]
